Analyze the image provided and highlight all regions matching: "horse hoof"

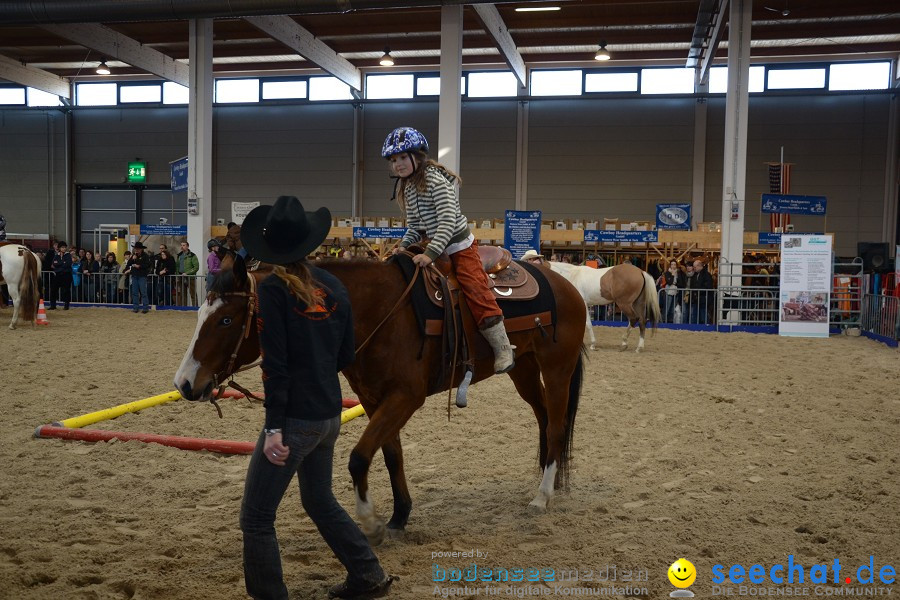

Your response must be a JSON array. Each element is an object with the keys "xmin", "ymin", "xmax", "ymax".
[
  {"xmin": 364, "ymin": 519, "xmax": 386, "ymax": 547},
  {"xmin": 589, "ymin": 344, "xmax": 596, "ymax": 351},
  {"xmin": 527, "ymin": 500, "xmax": 548, "ymax": 514},
  {"xmin": 618, "ymin": 345, "xmax": 628, "ymax": 352},
  {"xmin": 634, "ymin": 347, "xmax": 642, "ymax": 354}
]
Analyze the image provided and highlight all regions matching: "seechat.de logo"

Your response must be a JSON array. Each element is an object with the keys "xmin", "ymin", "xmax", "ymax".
[
  {"xmin": 669, "ymin": 558, "xmax": 697, "ymax": 598},
  {"xmin": 711, "ymin": 556, "xmax": 896, "ymax": 586}
]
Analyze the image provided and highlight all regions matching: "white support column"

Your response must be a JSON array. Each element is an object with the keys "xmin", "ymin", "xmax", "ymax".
[
  {"xmin": 882, "ymin": 94, "xmax": 898, "ymax": 248},
  {"xmin": 692, "ymin": 87, "xmax": 708, "ymax": 225},
  {"xmin": 438, "ymin": 5, "xmax": 463, "ymax": 176},
  {"xmin": 187, "ymin": 19, "xmax": 214, "ymax": 275},
  {"xmin": 720, "ymin": 0, "xmax": 752, "ymax": 319}
]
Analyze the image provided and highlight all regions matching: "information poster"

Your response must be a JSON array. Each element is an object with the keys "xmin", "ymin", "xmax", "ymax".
[
  {"xmin": 231, "ymin": 202, "xmax": 260, "ymax": 225},
  {"xmin": 778, "ymin": 234, "xmax": 832, "ymax": 337},
  {"xmin": 503, "ymin": 210, "xmax": 542, "ymax": 259}
]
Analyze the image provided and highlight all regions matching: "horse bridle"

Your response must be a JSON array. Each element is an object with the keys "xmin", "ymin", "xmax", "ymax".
[{"xmin": 208, "ymin": 273, "xmax": 264, "ymax": 416}]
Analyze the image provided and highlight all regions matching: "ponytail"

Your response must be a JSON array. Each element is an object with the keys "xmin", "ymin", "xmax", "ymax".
[{"xmin": 272, "ymin": 261, "xmax": 321, "ymax": 309}]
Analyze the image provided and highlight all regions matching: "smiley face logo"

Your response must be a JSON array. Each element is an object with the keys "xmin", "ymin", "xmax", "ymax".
[{"xmin": 668, "ymin": 558, "xmax": 697, "ymax": 588}]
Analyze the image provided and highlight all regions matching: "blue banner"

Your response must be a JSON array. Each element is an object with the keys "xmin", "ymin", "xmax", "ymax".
[
  {"xmin": 761, "ymin": 194, "xmax": 827, "ymax": 215},
  {"xmin": 352, "ymin": 227, "xmax": 408, "ymax": 238},
  {"xmin": 584, "ymin": 229, "xmax": 658, "ymax": 243},
  {"xmin": 170, "ymin": 156, "xmax": 188, "ymax": 192},
  {"xmin": 758, "ymin": 232, "xmax": 781, "ymax": 245},
  {"xmin": 503, "ymin": 210, "xmax": 542, "ymax": 259},
  {"xmin": 140, "ymin": 225, "xmax": 188, "ymax": 236},
  {"xmin": 656, "ymin": 203, "xmax": 691, "ymax": 230}
]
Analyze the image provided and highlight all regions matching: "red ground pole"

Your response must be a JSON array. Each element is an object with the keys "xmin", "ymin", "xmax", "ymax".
[{"xmin": 34, "ymin": 425, "xmax": 255, "ymax": 455}]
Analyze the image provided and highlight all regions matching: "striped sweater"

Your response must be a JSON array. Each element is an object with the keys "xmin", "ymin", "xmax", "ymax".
[{"xmin": 400, "ymin": 165, "xmax": 471, "ymax": 261}]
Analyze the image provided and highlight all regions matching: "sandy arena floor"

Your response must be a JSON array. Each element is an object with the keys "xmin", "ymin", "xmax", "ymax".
[{"xmin": 1, "ymin": 307, "xmax": 898, "ymax": 600}]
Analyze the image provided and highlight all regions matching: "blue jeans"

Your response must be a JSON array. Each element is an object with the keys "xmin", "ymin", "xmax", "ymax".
[
  {"xmin": 130, "ymin": 276, "xmax": 149, "ymax": 311},
  {"xmin": 661, "ymin": 292, "xmax": 679, "ymax": 323},
  {"xmin": 240, "ymin": 416, "xmax": 384, "ymax": 600}
]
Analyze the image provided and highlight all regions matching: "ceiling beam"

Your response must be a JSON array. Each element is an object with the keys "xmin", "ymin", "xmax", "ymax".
[
  {"xmin": 687, "ymin": 0, "xmax": 728, "ymax": 85},
  {"xmin": 0, "ymin": 53, "xmax": 70, "ymax": 97},
  {"xmin": 243, "ymin": 15, "xmax": 361, "ymax": 91},
  {"xmin": 471, "ymin": 4, "xmax": 526, "ymax": 87},
  {"xmin": 40, "ymin": 23, "xmax": 189, "ymax": 86}
]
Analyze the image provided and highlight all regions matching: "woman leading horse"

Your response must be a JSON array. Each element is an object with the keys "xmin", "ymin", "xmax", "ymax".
[{"xmin": 174, "ymin": 199, "xmax": 587, "ymax": 544}]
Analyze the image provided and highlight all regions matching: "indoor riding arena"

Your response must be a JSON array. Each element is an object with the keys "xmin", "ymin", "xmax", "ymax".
[{"xmin": 2, "ymin": 2, "xmax": 899, "ymax": 600}]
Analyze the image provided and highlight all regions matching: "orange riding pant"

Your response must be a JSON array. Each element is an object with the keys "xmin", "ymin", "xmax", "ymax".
[{"xmin": 449, "ymin": 240, "xmax": 503, "ymax": 328}]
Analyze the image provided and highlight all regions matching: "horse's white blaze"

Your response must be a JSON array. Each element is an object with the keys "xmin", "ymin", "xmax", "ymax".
[
  {"xmin": 529, "ymin": 461, "xmax": 558, "ymax": 510},
  {"xmin": 174, "ymin": 298, "xmax": 222, "ymax": 393}
]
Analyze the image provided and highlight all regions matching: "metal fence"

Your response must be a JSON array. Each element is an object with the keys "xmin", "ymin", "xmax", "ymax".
[
  {"xmin": 592, "ymin": 257, "xmax": 865, "ymax": 332},
  {"xmin": 861, "ymin": 294, "xmax": 900, "ymax": 343},
  {"xmin": 39, "ymin": 272, "xmax": 205, "ymax": 309}
]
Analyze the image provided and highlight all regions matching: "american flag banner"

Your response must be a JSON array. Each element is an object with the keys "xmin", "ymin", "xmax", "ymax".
[{"xmin": 767, "ymin": 162, "xmax": 793, "ymax": 232}]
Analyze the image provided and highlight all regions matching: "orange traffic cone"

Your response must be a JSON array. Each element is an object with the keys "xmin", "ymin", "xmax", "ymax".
[{"xmin": 36, "ymin": 298, "xmax": 49, "ymax": 326}]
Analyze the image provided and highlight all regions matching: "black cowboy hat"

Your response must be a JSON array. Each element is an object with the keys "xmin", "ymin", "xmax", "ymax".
[
  {"xmin": 133, "ymin": 242, "xmax": 147, "ymax": 249},
  {"xmin": 241, "ymin": 196, "xmax": 331, "ymax": 265}
]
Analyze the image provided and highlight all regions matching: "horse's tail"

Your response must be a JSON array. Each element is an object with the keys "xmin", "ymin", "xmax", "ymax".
[
  {"xmin": 558, "ymin": 344, "xmax": 586, "ymax": 488},
  {"xmin": 641, "ymin": 271, "xmax": 661, "ymax": 332},
  {"xmin": 20, "ymin": 250, "xmax": 39, "ymax": 323}
]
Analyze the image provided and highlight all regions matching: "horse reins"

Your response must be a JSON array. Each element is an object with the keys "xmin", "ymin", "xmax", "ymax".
[{"xmin": 354, "ymin": 260, "xmax": 421, "ymax": 353}]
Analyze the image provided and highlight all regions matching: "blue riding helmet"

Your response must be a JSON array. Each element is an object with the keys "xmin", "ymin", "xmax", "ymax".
[{"xmin": 381, "ymin": 127, "xmax": 429, "ymax": 158}]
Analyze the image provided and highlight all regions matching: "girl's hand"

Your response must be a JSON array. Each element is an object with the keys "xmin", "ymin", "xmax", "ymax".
[{"xmin": 412, "ymin": 254, "xmax": 432, "ymax": 267}]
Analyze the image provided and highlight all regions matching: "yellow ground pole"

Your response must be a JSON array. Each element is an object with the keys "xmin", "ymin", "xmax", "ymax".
[
  {"xmin": 54, "ymin": 391, "xmax": 182, "ymax": 429},
  {"xmin": 340, "ymin": 404, "xmax": 366, "ymax": 424}
]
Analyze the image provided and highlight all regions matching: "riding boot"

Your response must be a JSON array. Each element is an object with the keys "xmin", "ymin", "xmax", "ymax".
[{"xmin": 480, "ymin": 320, "xmax": 516, "ymax": 374}]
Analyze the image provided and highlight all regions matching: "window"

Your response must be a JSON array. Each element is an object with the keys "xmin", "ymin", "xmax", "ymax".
[
  {"xmin": 767, "ymin": 68, "xmax": 825, "ymax": 90},
  {"xmin": 163, "ymin": 82, "xmax": 189, "ymax": 105},
  {"xmin": 531, "ymin": 70, "xmax": 582, "ymax": 96},
  {"xmin": 366, "ymin": 74, "xmax": 414, "ymax": 99},
  {"xmin": 27, "ymin": 88, "xmax": 62, "ymax": 106},
  {"xmin": 415, "ymin": 76, "xmax": 466, "ymax": 96},
  {"xmin": 829, "ymin": 62, "xmax": 890, "ymax": 91},
  {"xmin": 708, "ymin": 66, "xmax": 765, "ymax": 93},
  {"xmin": 585, "ymin": 72, "xmax": 638, "ymax": 93},
  {"xmin": 215, "ymin": 79, "xmax": 260, "ymax": 103},
  {"xmin": 467, "ymin": 72, "xmax": 518, "ymax": 97},
  {"xmin": 0, "ymin": 87, "xmax": 25, "ymax": 105},
  {"xmin": 76, "ymin": 83, "xmax": 117, "ymax": 106},
  {"xmin": 308, "ymin": 77, "xmax": 353, "ymax": 101},
  {"xmin": 120, "ymin": 84, "xmax": 162, "ymax": 103},
  {"xmin": 261, "ymin": 80, "xmax": 308, "ymax": 100},
  {"xmin": 640, "ymin": 67, "xmax": 694, "ymax": 94}
]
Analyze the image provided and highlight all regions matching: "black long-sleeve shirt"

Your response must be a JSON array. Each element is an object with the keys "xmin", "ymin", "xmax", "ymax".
[{"xmin": 257, "ymin": 266, "xmax": 355, "ymax": 429}]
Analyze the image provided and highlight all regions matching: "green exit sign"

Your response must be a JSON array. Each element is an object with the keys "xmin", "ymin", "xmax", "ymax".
[{"xmin": 127, "ymin": 161, "xmax": 147, "ymax": 183}]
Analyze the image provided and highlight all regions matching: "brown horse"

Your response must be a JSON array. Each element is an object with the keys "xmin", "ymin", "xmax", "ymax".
[
  {"xmin": 174, "ymin": 254, "xmax": 586, "ymax": 542},
  {"xmin": 0, "ymin": 243, "xmax": 41, "ymax": 329}
]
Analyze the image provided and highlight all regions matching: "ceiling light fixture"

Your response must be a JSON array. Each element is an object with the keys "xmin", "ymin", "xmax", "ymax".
[
  {"xmin": 379, "ymin": 47, "xmax": 394, "ymax": 67},
  {"xmin": 96, "ymin": 60, "xmax": 111, "ymax": 75},
  {"xmin": 514, "ymin": 6, "xmax": 561, "ymax": 12},
  {"xmin": 594, "ymin": 41, "xmax": 611, "ymax": 61}
]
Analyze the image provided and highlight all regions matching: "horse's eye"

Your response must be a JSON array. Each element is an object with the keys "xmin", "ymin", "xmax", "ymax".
[{"xmin": 220, "ymin": 317, "xmax": 232, "ymax": 326}]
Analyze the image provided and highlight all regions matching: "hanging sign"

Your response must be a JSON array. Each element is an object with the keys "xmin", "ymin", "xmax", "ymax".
[{"xmin": 761, "ymin": 194, "xmax": 827, "ymax": 215}]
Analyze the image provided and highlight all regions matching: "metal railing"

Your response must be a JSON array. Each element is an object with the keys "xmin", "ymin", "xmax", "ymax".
[
  {"xmin": 861, "ymin": 294, "xmax": 900, "ymax": 343},
  {"xmin": 40, "ymin": 272, "xmax": 205, "ymax": 309},
  {"xmin": 592, "ymin": 258, "xmax": 865, "ymax": 332}
]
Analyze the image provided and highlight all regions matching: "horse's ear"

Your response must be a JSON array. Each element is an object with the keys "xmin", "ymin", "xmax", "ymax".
[{"xmin": 233, "ymin": 253, "xmax": 248, "ymax": 286}]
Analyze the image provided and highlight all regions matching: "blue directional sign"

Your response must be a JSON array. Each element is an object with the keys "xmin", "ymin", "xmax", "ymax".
[
  {"xmin": 583, "ymin": 229, "xmax": 658, "ymax": 243},
  {"xmin": 352, "ymin": 227, "xmax": 408, "ymax": 238}
]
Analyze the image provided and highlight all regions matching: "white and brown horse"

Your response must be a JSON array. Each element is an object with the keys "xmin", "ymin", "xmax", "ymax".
[
  {"xmin": 0, "ymin": 243, "xmax": 41, "ymax": 329},
  {"xmin": 543, "ymin": 261, "xmax": 660, "ymax": 352}
]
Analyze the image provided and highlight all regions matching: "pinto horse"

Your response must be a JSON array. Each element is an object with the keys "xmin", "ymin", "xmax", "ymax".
[
  {"xmin": 174, "ymin": 254, "xmax": 586, "ymax": 542},
  {"xmin": 544, "ymin": 261, "xmax": 660, "ymax": 352},
  {"xmin": 0, "ymin": 243, "xmax": 41, "ymax": 330}
]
